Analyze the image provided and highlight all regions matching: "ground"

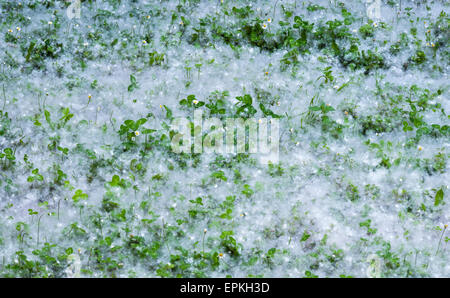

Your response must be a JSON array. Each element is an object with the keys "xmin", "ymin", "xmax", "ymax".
[{"xmin": 0, "ymin": 0, "xmax": 448, "ymax": 277}]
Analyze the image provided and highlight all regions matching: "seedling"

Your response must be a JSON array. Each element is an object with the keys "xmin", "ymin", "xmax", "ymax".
[
  {"xmin": 128, "ymin": 74, "xmax": 138, "ymax": 92},
  {"xmin": 0, "ymin": 147, "xmax": 16, "ymax": 169}
]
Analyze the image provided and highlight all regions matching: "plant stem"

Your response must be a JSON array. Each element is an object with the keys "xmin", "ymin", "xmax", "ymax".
[
  {"xmin": 58, "ymin": 199, "xmax": 62, "ymax": 220},
  {"xmin": 202, "ymin": 232, "xmax": 206, "ymax": 255},
  {"xmin": 2, "ymin": 84, "xmax": 6, "ymax": 111},
  {"xmin": 435, "ymin": 226, "xmax": 447, "ymax": 255}
]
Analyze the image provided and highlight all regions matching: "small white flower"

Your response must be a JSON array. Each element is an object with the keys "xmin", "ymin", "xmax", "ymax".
[
  {"xmin": 193, "ymin": 100, "xmax": 199, "ymax": 105},
  {"xmin": 262, "ymin": 23, "xmax": 268, "ymax": 30},
  {"xmin": 48, "ymin": 21, "xmax": 53, "ymax": 25},
  {"xmin": 333, "ymin": 85, "xmax": 339, "ymax": 90},
  {"xmin": 83, "ymin": 42, "xmax": 89, "ymax": 46},
  {"xmin": 267, "ymin": 18, "xmax": 272, "ymax": 23},
  {"xmin": 417, "ymin": 145, "xmax": 423, "ymax": 151},
  {"xmin": 134, "ymin": 131, "xmax": 140, "ymax": 137}
]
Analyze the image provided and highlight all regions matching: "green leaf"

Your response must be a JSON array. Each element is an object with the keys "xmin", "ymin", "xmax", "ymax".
[
  {"xmin": 136, "ymin": 118, "xmax": 147, "ymax": 127},
  {"xmin": 3, "ymin": 148, "xmax": 13, "ymax": 155},
  {"xmin": 300, "ymin": 231, "xmax": 311, "ymax": 242},
  {"xmin": 25, "ymin": 41, "xmax": 36, "ymax": 62},
  {"xmin": 110, "ymin": 175, "xmax": 120, "ymax": 186},
  {"xmin": 211, "ymin": 170, "xmax": 227, "ymax": 181},
  {"xmin": 259, "ymin": 103, "xmax": 281, "ymax": 118},
  {"xmin": 434, "ymin": 188, "xmax": 444, "ymax": 206},
  {"xmin": 128, "ymin": 75, "xmax": 138, "ymax": 92},
  {"xmin": 309, "ymin": 106, "xmax": 321, "ymax": 111},
  {"xmin": 44, "ymin": 110, "xmax": 52, "ymax": 127},
  {"xmin": 130, "ymin": 74, "xmax": 137, "ymax": 84},
  {"xmin": 72, "ymin": 189, "xmax": 88, "ymax": 202},
  {"xmin": 28, "ymin": 209, "xmax": 38, "ymax": 215},
  {"xmin": 163, "ymin": 105, "xmax": 173, "ymax": 120}
]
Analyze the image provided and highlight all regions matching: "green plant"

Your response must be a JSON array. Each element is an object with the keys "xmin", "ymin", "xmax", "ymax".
[
  {"xmin": 219, "ymin": 230, "xmax": 242, "ymax": 257},
  {"xmin": 127, "ymin": 74, "xmax": 138, "ymax": 92},
  {"xmin": 27, "ymin": 168, "xmax": 44, "ymax": 183},
  {"xmin": 0, "ymin": 147, "xmax": 16, "ymax": 169}
]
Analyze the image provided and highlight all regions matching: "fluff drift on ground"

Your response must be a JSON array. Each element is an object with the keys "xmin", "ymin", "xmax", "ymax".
[{"xmin": 0, "ymin": 0, "xmax": 449, "ymax": 277}]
